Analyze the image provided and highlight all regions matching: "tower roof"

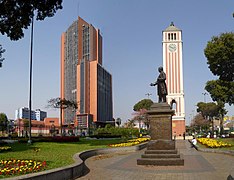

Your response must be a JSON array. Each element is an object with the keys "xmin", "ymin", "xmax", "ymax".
[{"xmin": 164, "ymin": 22, "xmax": 181, "ymax": 31}]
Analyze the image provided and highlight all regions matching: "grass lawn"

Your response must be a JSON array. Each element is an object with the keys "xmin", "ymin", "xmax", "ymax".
[
  {"xmin": 218, "ymin": 138, "xmax": 234, "ymax": 150},
  {"xmin": 0, "ymin": 138, "xmax": 124, "ymax": 171}
]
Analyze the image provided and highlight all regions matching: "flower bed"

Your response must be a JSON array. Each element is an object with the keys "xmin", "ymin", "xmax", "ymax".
[
  {"xmin": 0, "ymin": 146, "xmax": 11, "ymax": 152},
  {"xmin": 197, "ymin": 138, "xmax": 232, "ymax": 148},
  {"xmin": 0, "ymin": 159, "xmax": 46, "ymax": 176},
  {"xmin": 109, "ymin": 137, "xmax": 150, "ymax": 147}
]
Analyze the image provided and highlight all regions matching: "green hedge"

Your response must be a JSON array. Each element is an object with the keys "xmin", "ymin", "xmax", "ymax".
[
  {"xmin": 94, "ymin": 127, "xmax": 139, "ymax": 139},
  {"xmin": 17, "ymin": 136, "xmax": 80, "ymax": 143}
]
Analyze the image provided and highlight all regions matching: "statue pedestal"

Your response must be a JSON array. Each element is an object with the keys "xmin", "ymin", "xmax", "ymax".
[{"xmin": 137, "ymin": 103, "xmax": 184, "ymax": 166}]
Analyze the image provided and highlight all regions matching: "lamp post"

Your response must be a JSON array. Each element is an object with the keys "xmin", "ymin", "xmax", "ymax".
[
  {"xmin": 0, "ymin": 45, "xmax": 5, "ymax": 68},
  {"xmin": 202, "ymin": 92, "xmax": 208, "ymax": 103},
  {"xmin": 145, "ymin": 93, "xmax": 152, "ymax": 99},
  {"xmin": 28, "ymin": 14, "xmax": 34, "ymax": 144}
]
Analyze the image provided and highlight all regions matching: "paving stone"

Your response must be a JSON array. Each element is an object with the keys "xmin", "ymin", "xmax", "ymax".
[{"xmin": 78, "ymin": 140, "xmax": 234, "ymax": 180}]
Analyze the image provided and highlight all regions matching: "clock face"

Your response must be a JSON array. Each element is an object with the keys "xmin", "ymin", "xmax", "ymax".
[{"xmin": 168, "ymin": 44, "xmax": 177, "ymax": 52}]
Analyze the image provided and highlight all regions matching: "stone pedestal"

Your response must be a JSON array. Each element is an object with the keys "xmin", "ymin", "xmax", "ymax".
[{"xmin": 137, "ymin": 103, "xmax": 184, "ymax": 166}]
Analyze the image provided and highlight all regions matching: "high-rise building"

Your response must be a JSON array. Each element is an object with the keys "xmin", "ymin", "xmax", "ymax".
[
  {"xmin": 61, "ymin": 17, "xmax": 113, "ymax": 128},
  {"xmin": 162, "ymin": 22, "xmax": 185, "ymax": 136}
]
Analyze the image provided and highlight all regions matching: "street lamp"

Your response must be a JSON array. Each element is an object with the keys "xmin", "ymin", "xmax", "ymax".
[
  {"xmin": 28, "ymin": 14, "xmax": 34, "ymax": 144},
  {"xmin": 202, "ymin": 92, "xmax": 208, "ymax": 103},
  {"xmin": 145, "ymin": 93, "xmax": 152, "ymax": 99}
]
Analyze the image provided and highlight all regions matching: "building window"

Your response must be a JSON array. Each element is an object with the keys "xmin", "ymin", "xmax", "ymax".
[
  {"xmin": 80, "ymin": 60, "xmax": 85, "ymax": 114},
  {"xmin": 82, "ymin": 25, "xmax": 90, "ymax": 60},
  {"xmin": 174, "ymin": 33, "xmax": 176, "ymax": 40}
]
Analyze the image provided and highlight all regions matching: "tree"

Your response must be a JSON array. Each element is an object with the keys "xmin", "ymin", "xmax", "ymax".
[
  {"xmin": 196, "ymin": 102, "xmax": 219, "ymax": 119},
  {"xmin": 132, "ymin": 108, "xmax": 150, "ymax": 131},
  {"xmin": 196, "ymin": 101, "xmax": 227, "ymax": 135},
  {"xmin": 204, "ymin": 32, "xmax": 234, "ymax": 105},
  {"xmin": 133, "ymin": 99, "xmax": 153, "ymax": 111},
  {"xmin": 0, "ymin": 0, "xmax": 63, "ymax": 58},
  {"xmin": 0, "ymin": 113, "xmax": 8, "ymax": 132},
  {"xmin": 124, "ymin": 119, "xmax": 135, "ymax": 128},
  {"xmin": 204, "ymin": 32, "xmax": 234, "ymax": 135},
  {"xmin": 216, "ymin": 101, "xmax": 227, "ymax": 135},
  {"xmin": 0, "ymin": 0, "xmax": 63, "ymax": 40},
  {"xmin": 205, "ymin": 80, "xmax": 234, "ymax": 106},
  {"xmin": 190, "ymin": 113, "xmax": 210, "ymax": 133},
  {"xmin": 133, "ymin": 99, "xmax": 152, "ymax": 130},
  {"xmin": 204, "ymin": 32, "xmax": 234, "ymax": 82},
  {"xmin": 47, "ymin": 97, "xmax": 78, "ymax": 135}
]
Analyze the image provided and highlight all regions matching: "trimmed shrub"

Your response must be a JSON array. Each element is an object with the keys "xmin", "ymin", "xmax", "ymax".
[
  {"xmin": 17, "ymin": 136, "xmax": 80, "ymax": 143},
  {"xmin": 93, "ymin": 127, "xmax": 139, "ymax": 139}
]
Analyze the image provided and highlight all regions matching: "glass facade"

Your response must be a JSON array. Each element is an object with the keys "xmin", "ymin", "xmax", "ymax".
[
  {"xmin": 80, "ymin": 59, "xmax": 85, "ymax": 114},
  {"xmin": 97, "ymin": 64, "xmax": 113, "ymax": 122},
  {"xmin": 82, "ymin": 26, "xmax": 90, "ymax": 60},
  {"xmin": 64, "ymin": 21, "xmax": 78, "ymax": 124}
]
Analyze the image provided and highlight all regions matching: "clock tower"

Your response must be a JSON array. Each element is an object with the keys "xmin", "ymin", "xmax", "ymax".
[{"xmin": 162, "ymin": 22, "xmax": 185, "ymax": 136}]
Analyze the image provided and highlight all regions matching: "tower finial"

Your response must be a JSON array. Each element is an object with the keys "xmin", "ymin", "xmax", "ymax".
[{"xmin": 170, "ymin": 22, "xmax": 174, "ymax": 26}]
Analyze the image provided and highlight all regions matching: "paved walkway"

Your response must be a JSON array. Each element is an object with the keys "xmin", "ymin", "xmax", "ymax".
[{"xmin": 77, "ymin": 140, "xmax": 234, "ymax": 180}]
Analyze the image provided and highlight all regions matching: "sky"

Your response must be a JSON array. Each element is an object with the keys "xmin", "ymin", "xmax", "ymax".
[{"xmin": 0, "ymin": 0, "xmax": 233, "ymax": 125}]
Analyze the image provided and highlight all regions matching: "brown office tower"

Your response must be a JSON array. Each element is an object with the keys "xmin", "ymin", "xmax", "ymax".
[{"xmin": 61, "ymin": 17, "xmax": 113, "ymax": 130}]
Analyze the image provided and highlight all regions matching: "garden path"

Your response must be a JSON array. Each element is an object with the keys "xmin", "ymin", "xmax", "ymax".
[{"xmin": 78, "ymin": 140, "xmax": 234, "ymax": 180}]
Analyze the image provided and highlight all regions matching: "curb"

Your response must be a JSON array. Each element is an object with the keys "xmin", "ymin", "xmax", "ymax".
[
  {"xmin": 188, "ymin": 139, "xmax": 234, "ymax": 156},
  {"xmin": 3, "ymin": 142, "xmax": 147, "ymax": 180}
]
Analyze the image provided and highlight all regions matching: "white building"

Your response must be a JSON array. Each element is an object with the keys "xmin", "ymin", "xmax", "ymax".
[
  {"xmin": 15, "ymin": 107, "xmax": 47, "ymax": 121},
  {"xmin": 35, "ymin": 109, "xmax": 47, "ymax": 121}
]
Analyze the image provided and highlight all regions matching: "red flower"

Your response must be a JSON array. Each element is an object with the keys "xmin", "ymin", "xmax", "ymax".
[{"xmin": 42, "ymin": 161, "xmax": 46, "ymax": 166}]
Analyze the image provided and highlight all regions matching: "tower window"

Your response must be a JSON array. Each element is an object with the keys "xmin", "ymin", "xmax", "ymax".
[
  {"xmin": 174, "ymin": 33, "xmax": 176, "ymax": 40},
  {"xmin": 168, "ymin": 34, "xmax": 170, "ymax": 40},
  {"xmin": 171, "ymin": 99, "xmax": 177, "ymax": 111}
]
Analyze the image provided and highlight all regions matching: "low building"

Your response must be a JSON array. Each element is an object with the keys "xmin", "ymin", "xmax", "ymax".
[{"xmin": 14, "ymin": 118, "xmax": 59, "ymax": 136}]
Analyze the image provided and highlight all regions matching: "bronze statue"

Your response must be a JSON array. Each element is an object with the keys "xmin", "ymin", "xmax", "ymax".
[{"xmin": 150, "ymin": 66, "xmax": 168, "ymax": 103}]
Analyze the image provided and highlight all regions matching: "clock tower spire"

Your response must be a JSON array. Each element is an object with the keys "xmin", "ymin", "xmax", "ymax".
[{"xmin": 162, "ymin": 23, "xmax": 185, "ymax": 136}]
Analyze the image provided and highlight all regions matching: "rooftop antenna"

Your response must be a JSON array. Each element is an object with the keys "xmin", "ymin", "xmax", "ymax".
[{"xmin": 77, "ymin": 0, "xmax": 80, "ymax": 18}]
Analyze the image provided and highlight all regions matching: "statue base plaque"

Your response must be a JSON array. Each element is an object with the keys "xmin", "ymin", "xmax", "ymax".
[{"xmin": 137, "ymin": 103, "xmax": 184, "ymax": 166}]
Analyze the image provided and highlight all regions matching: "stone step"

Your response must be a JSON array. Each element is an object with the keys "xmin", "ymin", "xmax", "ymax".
[
  {"xmin": 145, "ymin": 150, "xmax": 177, "ymax": 154},
  {"xmin": 141, "ymin": 153, "xmax": 180, "ymax": 159},
  {"xmin": 137, "ymin": 158, "xmax": 184, "ymax": 166}
]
